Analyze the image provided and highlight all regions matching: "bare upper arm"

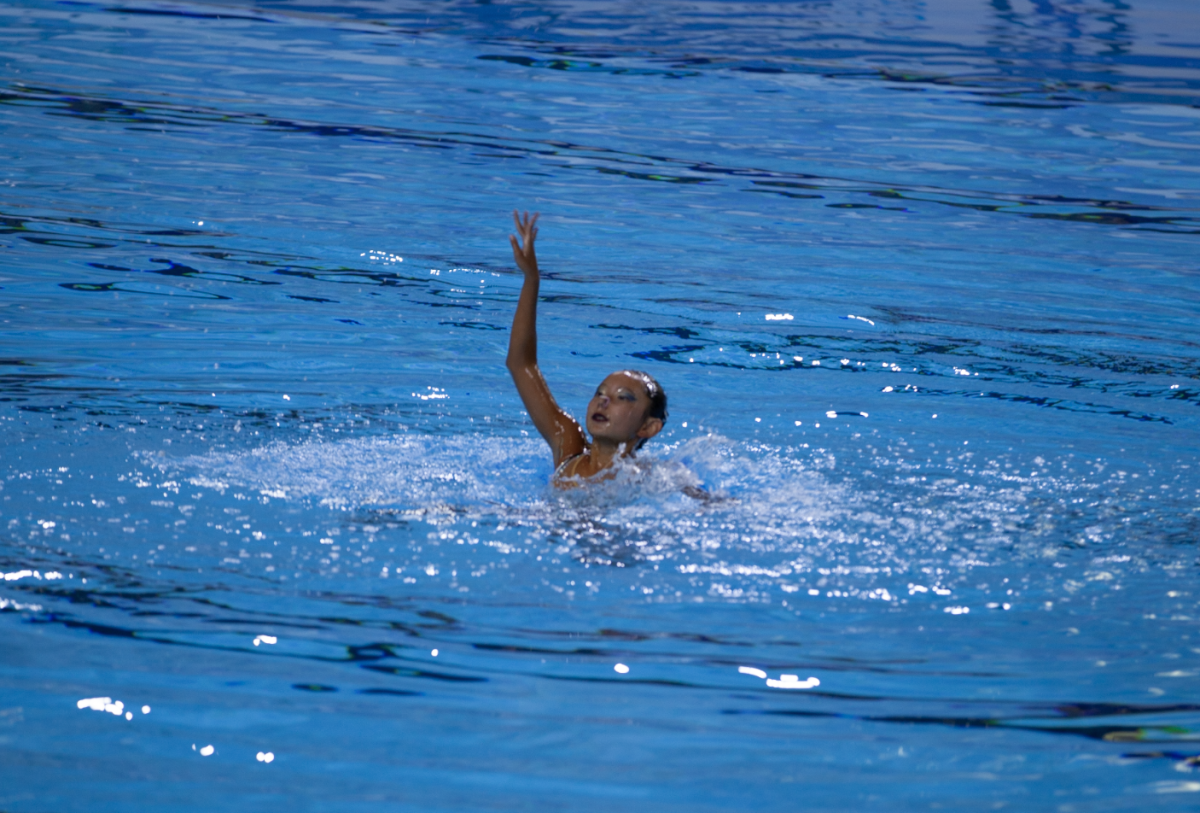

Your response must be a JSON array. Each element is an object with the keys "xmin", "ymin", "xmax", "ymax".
[{"xmin": 507, "ymin": 361, "xmax": 587, "ymax": 466}]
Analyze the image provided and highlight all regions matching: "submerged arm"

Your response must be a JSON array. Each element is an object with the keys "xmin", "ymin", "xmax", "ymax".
[{"xmin": 505, "ymin": 210, "xmax": 586, "ymax": 467}]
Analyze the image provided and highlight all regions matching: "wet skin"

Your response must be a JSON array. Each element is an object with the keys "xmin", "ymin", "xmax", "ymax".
[
  {"xmin": 585, "ymin": 373, "xmax": 660, "ymax": 447},
  {"xmin": 505, "ymin": 209, "xmax": 662, "ymax": 483}
]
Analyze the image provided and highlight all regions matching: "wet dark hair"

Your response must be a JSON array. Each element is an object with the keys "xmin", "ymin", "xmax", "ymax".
[{"xmin": 616, "ymin": 369, "xmax": 667, "ymax": 449}]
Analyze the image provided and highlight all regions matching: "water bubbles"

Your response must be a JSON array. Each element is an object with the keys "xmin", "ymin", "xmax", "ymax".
[{"xmin": 149, "ymin": 423, "xmax": 1192, "ymax": 641}]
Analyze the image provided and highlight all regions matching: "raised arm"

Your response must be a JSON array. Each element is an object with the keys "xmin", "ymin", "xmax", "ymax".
[{"xmin": 505, "ymin": 211, "xmax": 587, "ymax": 467}]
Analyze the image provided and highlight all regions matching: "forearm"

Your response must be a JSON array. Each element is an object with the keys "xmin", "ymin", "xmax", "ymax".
[
  {"xmin": 506, "ymin": 271, "xmax": 540, "ymax": 371},
  {"xmin": 502, "ymin": 209, "xmax": 585, "ymax": 463}
]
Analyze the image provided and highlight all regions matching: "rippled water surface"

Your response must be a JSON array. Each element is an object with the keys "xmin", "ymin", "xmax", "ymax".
[{"xmin": 3, "ymin": 0, "xmax": 1200, "ymax": 809}]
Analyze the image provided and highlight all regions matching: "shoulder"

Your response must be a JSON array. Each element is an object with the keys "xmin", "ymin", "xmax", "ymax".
[{"xmin": 552, "ymin": 420, "xmax": 587, "ymax": 468}]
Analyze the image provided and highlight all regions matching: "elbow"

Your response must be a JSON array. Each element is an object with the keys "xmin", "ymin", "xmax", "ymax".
[
  {"xmin": 507, "ymin": 356, "xmax": 536, "ymax": 381},
  {"xmin": 506, "ymin": 346, "xmax": 532, "ymax": 373}
]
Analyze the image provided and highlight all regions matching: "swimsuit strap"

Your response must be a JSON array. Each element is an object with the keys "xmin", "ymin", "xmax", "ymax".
[{"xmin": 554, "ymin": 453, "xmax": 584, "ymax": 479}]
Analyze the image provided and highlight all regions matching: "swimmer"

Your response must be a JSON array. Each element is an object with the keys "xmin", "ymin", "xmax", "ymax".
[{"xmin": 506, "ymin": 210, "xmax": 667, "ymax": 484}]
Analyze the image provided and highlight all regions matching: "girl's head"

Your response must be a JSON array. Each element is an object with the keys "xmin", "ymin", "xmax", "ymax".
[{"xmin": 585, "ymin": 370, "xmax": 667, "ymax": 450}]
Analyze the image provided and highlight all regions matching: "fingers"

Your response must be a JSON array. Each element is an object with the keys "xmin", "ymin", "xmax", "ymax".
[
  {"xmin": 510, "ymin": 210, "xmax": 540, "ymax": 264},
  {"xmin": 510, "ymin": 233, "xmax": 529, "ymax": 263},
  {"xmin": 511, "ymin": 210, "xmax": 540, "ymax": 236}
]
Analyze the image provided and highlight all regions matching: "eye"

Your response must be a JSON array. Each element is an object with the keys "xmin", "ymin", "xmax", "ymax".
[{"xmin": 620, "ymin": 393, "xmax": 635, "ymax": 401}]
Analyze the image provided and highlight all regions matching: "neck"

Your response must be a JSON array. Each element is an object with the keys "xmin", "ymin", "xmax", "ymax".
[{"xmin": 589, "ymin": 437, "xmax": 634, "ymax": 469}]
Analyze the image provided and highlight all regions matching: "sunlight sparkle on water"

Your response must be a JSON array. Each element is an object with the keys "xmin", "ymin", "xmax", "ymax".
[{"xmin": 4, "ymin": 0, "xmax": 1200, "ymax": 808}]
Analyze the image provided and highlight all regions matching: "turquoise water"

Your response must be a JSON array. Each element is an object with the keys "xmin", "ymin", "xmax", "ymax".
[{"xmin": 3, "ymin": 0, "xmax": 1200, "ymax": 809}]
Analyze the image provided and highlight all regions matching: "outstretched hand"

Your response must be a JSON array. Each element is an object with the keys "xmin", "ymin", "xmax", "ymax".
[{"xmin": 510, "ymin": 210, "xmax": 539, "ymax": 276}]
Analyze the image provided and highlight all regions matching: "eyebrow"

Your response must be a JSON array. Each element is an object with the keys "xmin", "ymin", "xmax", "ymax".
[{"xmin": 596, "ymin": 387, "xmax": 636, "ymax": 399}]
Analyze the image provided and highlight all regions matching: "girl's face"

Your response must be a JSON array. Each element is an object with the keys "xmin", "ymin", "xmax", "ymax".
[{"xmin": 585, "ymin": 372, "xmax": 660, "ymax": 446}]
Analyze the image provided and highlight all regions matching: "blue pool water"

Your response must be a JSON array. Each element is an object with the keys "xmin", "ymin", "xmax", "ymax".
[{"xmin": 3, "ymin": 0, "xmax": 1200, "ymax": 809}]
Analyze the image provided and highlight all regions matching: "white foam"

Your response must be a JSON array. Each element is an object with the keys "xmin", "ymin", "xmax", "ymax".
[
  {"xmin": 152, "ymin": 428, "xmax": 1165, "ymax": 608},
  {"xmin": 169, "ymin": 434, "xmax": 547, "ymax": 510}
]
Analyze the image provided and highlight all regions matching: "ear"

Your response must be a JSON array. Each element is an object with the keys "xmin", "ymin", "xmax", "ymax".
[{"xmin": 636, "ymin": 416, "xmax": 663, "ymax": 441}]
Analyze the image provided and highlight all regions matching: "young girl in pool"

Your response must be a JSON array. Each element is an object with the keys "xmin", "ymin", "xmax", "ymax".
[{"xmin": 506, "ymin": 210, "xmax": 667, "ymax": 484}]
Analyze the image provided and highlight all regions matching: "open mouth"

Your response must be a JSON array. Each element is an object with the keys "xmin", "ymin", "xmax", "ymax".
[{"xmin": 591, "ymin": 412, "xmax": 608, "ymax": 424}]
